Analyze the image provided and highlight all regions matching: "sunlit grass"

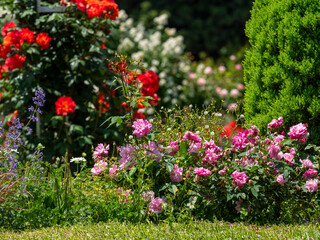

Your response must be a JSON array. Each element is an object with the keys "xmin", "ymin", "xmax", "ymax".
[{"xmin": 1, "ymin": 221, "xmax": 319, "ymax": 240}]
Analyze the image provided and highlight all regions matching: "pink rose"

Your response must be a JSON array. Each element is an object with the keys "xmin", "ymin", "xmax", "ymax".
[
  {"xmin": 305, "ymin": 179, "xmax": 318, "ymax": 193},
  {"xmin": 276, "ymin": 174, "xmax": 288, "ymax": 186},
  {"xmin": 170, "ymin": 164, "xmax": 183, "ymax": 182},
  {"xmin": 232, "ymin": 170, "xmax": 249, "ymax": 187},
  {"xmin": 132, "ymin": 119, "xmax": 152, "ymax": 138},
  {"xmin": 197, "ymin": 77, "xmax": 206, "ymax": 86},
  {"xmin": 300, "ymin": 159, "xmax": 315, "ymax": 169},
  {"xmin": 288, "ymin": 123, "xmax": 309, "ymax": 144},
  {"xmin": 193, "ymin": 167, "xmax": 212, "ymax": 177},
  {"xmin": 303, "ymin": 169, "xmax": 318, "ymax": 179}
]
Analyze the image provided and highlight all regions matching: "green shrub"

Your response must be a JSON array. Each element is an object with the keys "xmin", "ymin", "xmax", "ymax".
[{"xmin": 243, "ymin": 0, "xmax": 320, "ymax": 144}]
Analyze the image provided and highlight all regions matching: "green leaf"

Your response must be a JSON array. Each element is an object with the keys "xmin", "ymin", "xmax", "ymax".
[
  {"xmin": 281, "ymin": 140, "xmax": 292, "ymax": 146},
  {"xmin": 227, "ymin": 193, "xmax": 234, "ymax": 201},
  {"xmin": 129, "ymin": 167, "xmax": 137, "ymax": 177},
  {"xmin": 159, "ymin": 184, "xmax": 169, "ymax": 192},
  {"xmin": 251, "ymin": 188, "xmax": 258, "ymax": 198},
  {"xmin": 165, "ymin": 162, "xmax": 174, "ymax": 173},
  {"xmin": 68, "ymin": 124, "xmax": 84, "ymax": 135}
]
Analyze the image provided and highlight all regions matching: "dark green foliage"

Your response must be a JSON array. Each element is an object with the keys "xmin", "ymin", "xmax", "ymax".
[
  {"xmin": 243, "ymin": 0, "xmax": 320, "ymax": 144},
  {"xmin": 116, "ymin": 0, "xmax": 253, "ymax": 58}
]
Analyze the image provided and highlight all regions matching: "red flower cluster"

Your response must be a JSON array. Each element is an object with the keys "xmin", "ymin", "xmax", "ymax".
[
  {"xmin": 55, "ymin": 96, "xmax": 76, "ymax": 116},
  {"xmin": 69, "ymin": 0, "xmax": 119, "ymax": 20},
  {"xmin": 0, "ymin": 21, "xmax": 52, "ymax": 79},
  {"xmin": 108, "ymin": 59, "xmax": 127, "ymax": 74},
  {"xmin": 223, "ymin": 121, "xmax": 243, "ymax": 138}
]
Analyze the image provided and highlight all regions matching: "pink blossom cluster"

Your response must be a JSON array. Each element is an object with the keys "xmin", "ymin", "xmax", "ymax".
[
  {"xmin": 267, "ymin": 117, "xmax": 283, "ymax": 129},
  {"xmin": 183, "ymin": 131, "xmax": 202, "ymax": 143},
  {"xmin": 300, "ymin": 159, "xmax": 315, "ymax": 169},
  {"xmin": 132, "ymin": 119, "xmax": 152, "ymax": 138},
  {"xmin": 166, "ymin": 140, "xmax": 179, "ymax": 156},
  {"xmin": 93, "ymin": 143, "xmax": 109, "ymax": 162},
  {"xmin": 232, "ymin": 170, "xmax": 249, "ymax": 187},
  {"xmin": 91, "ymin": 161, "xmax": 108, "ymax": 175},
  {"xmin": 109, "ymin": 164, "xmax": 118, "ymax": 177},
  {"xmin": 303, "ymin": 169, "xmax": 318, "ymax": 179},
  {"xmin": 148, "ymin": 197, "xmax": 165, "ymax": 213},
  {"xmin": 202, "ymin": 147, "xmax": 221, "ymax": 165},
  {"xmin": 288, "ymin": 123, "xmax": 309, "ymax": 144},
  {"xmin": 193, "ymin": 167, "xmax": 211, "ymax": 177},
  {"xmin": 118, "ymin": 188, "xmax": 134, "ymax": 204},
  {"xmin": 170, "ymin": 164, "xmax": 183, "ymax": 182}
]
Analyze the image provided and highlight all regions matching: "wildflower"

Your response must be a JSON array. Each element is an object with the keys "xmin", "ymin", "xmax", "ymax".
[
  {"xmin": 109, "ymin": 164, "xmax": 118, "ymax": 177},
  {"xmin": 170, "ymin": 164, "xmax": 183, "ymax": 182},
  {"xmin": 167, "ymin": 140, "xmax": 179, "ymax": 156},
  {"xmin": 119, "ymin": 144, "xmax": 135, "ymax": 169},
  {"xmin": 70, "ymin": 157, "xmax": 86, "ymax": 163},
  {"xmin": 183, "ymin": 131, "xmax": 201, "ymax": 143},
  {"xmin": 55, "ymin": 96, "xmax": 76, "ymax": 116},
  {"xmin": 143, "ymin": 191, "xmax": 155, "ymax": 202},
  {"xmin": 91, "ymin": 161, "xmax": 108, "ymax": 175},
  {"xmin": 93, "ymin": 143, "xmax": 109, "ymax": 162},
  {"xmin": 232, "ymin": 170, "xmax": 249, "ymax": 187},
  {"xmin": 305, "ymin": 179, "xmax": 318, "ymax": 193},
  {"xmin": 145, "ymin": 141, "xmax": 162, "ymax": 162},
  {"xmin": 35, "ymin": 32, "xmax": 52, "ymax": 49},
  {"xmin": 132, "ymin": 119, "xmax": 152, "ymax": 138},
  {"xmin": 149, "ymin": 197, "xmax": 164, "ymax": 213}
]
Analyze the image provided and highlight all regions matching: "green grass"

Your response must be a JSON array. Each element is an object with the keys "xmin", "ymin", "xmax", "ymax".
[{"xmin": 1, "ymin": 221, "xmax": 319, "ymax": 240}]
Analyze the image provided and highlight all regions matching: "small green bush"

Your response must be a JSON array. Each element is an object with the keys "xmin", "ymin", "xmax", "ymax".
[{"xmin": 243, "ymin": 0, "xmax": 320, "ymax": 144}]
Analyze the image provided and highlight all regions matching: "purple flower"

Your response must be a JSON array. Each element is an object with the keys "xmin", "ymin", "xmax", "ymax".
[
  {"xmin": 232, "ymin": 170, "xmax": 249, "ymax": 187},
  {"xmin": 170, "ymin": 164, "xmax": 183, "ymax": 182},
  {"xmin": 145, "ymin": 141, "xmax": 162, "ymax": 163},
  {"xmin": 120, "ymin": 144, "xmax": 135, "ymax": 169},
  {"xmin": 132, "ymin": 119, "xmax": 152, "ymax": 138},
  {"xmin": 305, "ymin": 179, "xmax": 318, "ymax": 193}
]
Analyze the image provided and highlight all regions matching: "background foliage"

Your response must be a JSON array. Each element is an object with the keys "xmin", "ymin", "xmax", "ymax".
[
  {"xmin": 243, "ymin": 0, "xmax": 320, "ymax": 144},
  {"xmin": 115, "ymin": 0, "xmax": 253, "ymax": 58}
]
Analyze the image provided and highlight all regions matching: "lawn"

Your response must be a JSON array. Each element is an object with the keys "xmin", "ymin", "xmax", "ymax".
[{"xmin": 1, "ymin": 221, "xmax": 319, "ymax": 240}]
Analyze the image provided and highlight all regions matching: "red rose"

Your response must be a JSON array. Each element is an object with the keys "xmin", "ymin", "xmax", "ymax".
[
  {"xmin": 36, "ymin": 32, "xmax": 52, "ymax": 50},
  {"xmin": 55, "ymin": 96, "xmax": 76, "ymax": 116},
  {"xmin": 5, "ymin": 54, "xmax": 26, "ymax": 71},
  {"xmin": 1, "ymin": 21, "xmax": 16, "ymax": 37}
]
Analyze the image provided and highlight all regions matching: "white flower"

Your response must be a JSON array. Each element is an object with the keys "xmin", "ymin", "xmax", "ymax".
[
  {"xmin": 70, "ymin": 157, "xmax": 86, "ymax": 163},
  {"xmin": 196, "ymin": 131, "xmax": 200, "ymax": 135},
  {"xmin": 154, "ymin": 13, "xmax": 168, "ymax": 26},
  {"xmin": 167, "ymin": 128, "xmax": 172, "ymax": 131},
  {"xmin": 187, "ymin": 203, "xmax": 195, "ymax": 209},
  {"xmin": 204, "ymin": 111, "xmax": 208, "ymax": 115},
  {"xmin": 129, "ymin": 135, "xmax": 133, "ymax": 139},
  {"xmin": 165, "ymin": 27, "xmax": 176, "ymax": 36},
  {"xmin": 205, "ymin": 125, "xmax": 209, "ymax": 129},
  {"xmin": 210, "ymin": 132, "xmax": 215, "ymax": 136},
  {"xmin": 214, "ymin": 113, "xmax": 222, "ymax": 117}
]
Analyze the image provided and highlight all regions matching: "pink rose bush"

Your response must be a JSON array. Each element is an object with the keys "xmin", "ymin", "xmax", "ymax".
[{"xmin": 90, "ymin": 112, "xmax": 319, "ymax": 221}]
